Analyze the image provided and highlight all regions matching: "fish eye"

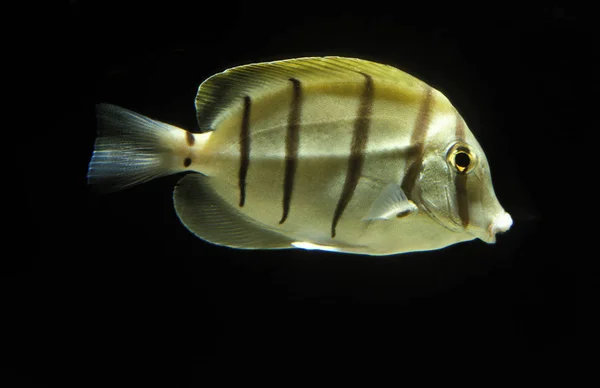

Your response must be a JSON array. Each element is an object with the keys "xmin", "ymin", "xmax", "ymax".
[
  {"xmin": 447, "ymin": 143, "xmax": 477, "ymax": 174},
  {"xmin": 455, "ymin": 152, "xmax": 471, "ymax": 171}
]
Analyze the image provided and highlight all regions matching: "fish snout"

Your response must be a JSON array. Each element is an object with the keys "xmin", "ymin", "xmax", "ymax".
[{"xmin": 482, "ymin": 212, "xmax": 512, "ymax": 243}]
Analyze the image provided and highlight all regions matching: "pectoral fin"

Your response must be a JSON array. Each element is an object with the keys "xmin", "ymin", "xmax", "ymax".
[{"xmin": 362, "ymin": 183, "xmax": 418, "ymax": 221}]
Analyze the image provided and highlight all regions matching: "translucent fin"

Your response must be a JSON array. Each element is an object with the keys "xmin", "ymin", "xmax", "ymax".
[
  {"xmin": 291, "ymin": 242, "xmax": 346, "ymax": 253},
  {"xmin": 87, "ymin": 104, "xmax": 181, "ymax": 193},
  {"xmin": 195, "ymin": 56, "xmax": 427, "ymax": 130},
  {"xmin": 362, "ymin": 183, "xmax": 418, "ymax": 221},
  {"xmin": 173, "ymin": 174, "xmax": 293, "ymax": 249}
]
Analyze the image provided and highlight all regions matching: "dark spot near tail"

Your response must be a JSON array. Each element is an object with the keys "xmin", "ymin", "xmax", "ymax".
[
  {"xmin": 396, "ymin": 209, "xmax": 412, "ymax": 218},
  {"xmin": 184, "ymin": 157, "xmax": 192, "ymax": 167},
  {"xmin": 186, "ymin": 131, "xmax": 195, "ymax": 146}
]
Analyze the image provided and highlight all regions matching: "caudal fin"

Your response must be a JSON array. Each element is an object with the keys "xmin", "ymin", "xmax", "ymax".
[{"xmin": 87, "ymin": 104, "xmax": 183, "ymax": 193}]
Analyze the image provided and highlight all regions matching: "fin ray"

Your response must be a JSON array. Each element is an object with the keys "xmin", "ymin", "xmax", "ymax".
[
  {"xmin": 87, "ymin": 104, "xmax": 181, "ymax": 193},
  {"xmin": 173, "ymin": 174, "xmax": 293, "ymax": 249},
  {"xmin": 195, "ymin": 56, "xmax": 427, "ymax": 131},
  {"xmin": 363, "ymin": 183, "xmax": 418, "ymax": 221}
]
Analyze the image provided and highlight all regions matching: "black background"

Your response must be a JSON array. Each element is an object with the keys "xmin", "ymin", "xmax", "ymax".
[{"xmin": 5, "ymin": 2, "xmax": 588, "ymax": 385}]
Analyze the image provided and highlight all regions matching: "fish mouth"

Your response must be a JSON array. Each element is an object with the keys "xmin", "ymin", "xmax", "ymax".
[{"xmin": 480, "ymin": 212, "xmax": 513, "ymax": 244}]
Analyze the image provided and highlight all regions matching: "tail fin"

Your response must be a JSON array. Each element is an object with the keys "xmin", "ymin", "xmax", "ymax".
[{"xmin": 87, "ymin": 103, "xmax": 182, "ymax": 193}]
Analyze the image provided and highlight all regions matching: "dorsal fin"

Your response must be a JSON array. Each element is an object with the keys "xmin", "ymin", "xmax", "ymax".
[{"xmin": 195, "ymin": 56, "xmax": 427, "ymax": 131}]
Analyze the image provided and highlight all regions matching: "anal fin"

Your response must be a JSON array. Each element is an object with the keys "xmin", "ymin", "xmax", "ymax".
[
  {"xmin": 291, "ymin": 241, "xmax": 368, "ymax": 254},
  {"xmin": 173, "ymin": 174, "xmax": 293, "ymax": 249}
]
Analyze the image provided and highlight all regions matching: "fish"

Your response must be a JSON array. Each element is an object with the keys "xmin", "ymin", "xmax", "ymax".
[{"xmin": 87, "ymin": 56, "xmax": 512, "ymax": 256}]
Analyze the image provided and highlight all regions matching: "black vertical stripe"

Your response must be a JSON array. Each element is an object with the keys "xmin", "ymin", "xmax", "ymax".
[
  {"xmin": 331, "ymin": 73, "xmax": 374, "ymax": 238},
  {"xmin": 455, "ymin": 174, "xmax": 469, "ymax": 227},
  {"xmin": 454, "ymin": 110, "xmax": 469, "ymax": 227},
  {"xmin": 239, "ymin": 96, "xmax": 251, "ymax": 207},
  {"xmin": 186, "ymin": 131, "xmax": 195, "ymax": 146},
  {"xmin": 401, "ymin": 87, "xmax": 433, "ymax": 198},
  {"xmin": 279, "ymin": 78, "xmax": 302, "ymax": 224},
  {"xmin": 455, "ymin": 109, "xmax": 465, "ymax": 140}
]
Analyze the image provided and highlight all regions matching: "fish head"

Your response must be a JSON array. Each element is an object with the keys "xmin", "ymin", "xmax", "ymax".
[{"xmin": 417, "ymin": 134, "xmax": 512, "ymax": 244}]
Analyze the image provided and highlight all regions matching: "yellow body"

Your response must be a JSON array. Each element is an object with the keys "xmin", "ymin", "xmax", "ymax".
[{"xmin": 89, "ymin": 57, "xmax": 512, "ymax": 255}]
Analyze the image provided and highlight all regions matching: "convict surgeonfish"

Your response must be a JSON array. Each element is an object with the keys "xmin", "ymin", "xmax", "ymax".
[{"xmin": 88, "ymin": 56, "xmax": 512, "ymax": 255}]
